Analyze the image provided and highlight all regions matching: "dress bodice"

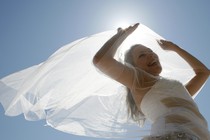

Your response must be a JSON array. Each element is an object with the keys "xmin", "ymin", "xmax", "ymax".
[
  {"xmin": 140, "ymin": 77, "xmax": 209, "ymax": 139},
  {"xmin": 140, "ymin": 77, "xmax": 196, "ymax": 122}
]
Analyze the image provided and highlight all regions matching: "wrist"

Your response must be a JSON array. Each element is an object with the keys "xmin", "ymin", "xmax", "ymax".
[{"xmin": 172, "ymin": 44, "xmax": 182, "ymax": 52}]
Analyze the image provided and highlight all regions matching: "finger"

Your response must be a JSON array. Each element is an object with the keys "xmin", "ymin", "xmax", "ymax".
[
  {"xmin": 158, "ymin": 42, "xmax": 164, "ymax": 48},
  {"xmin": 130, "ymin": 23, "xmax": 139, "ymax": 29},
  {"xmin": 159, "ymin": 39, "xmax": 166, "ymax": 43},
  {"xmin": 133, "ymin": 23, "xmax": 140, "ymax": 27},
  {"xmin": 160, "ymin": 40, "xmax": 172, "ymax": 44},
  {"xmin": 117, "ymin": 27, "xmax": 123, "ymax": 32},
  {"xmin": 157, "ymin": 39, "xmax": 163, "ymax": 45},
  {"xmin": 117, "ymin": 28, "xmax": 125, "ymax": 35},
  {"xmin": 157, "ymin": 40, "xmax": 166, "ymax": 49},
  {"xmin": 126, "ymin": 23, "xmax": 139, "ymax": 33}
]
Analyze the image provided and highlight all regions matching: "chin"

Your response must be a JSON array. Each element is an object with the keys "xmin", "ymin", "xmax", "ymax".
[{"xmin": 151, "ymin": 67, "xmax": 162, "ymax": 76}]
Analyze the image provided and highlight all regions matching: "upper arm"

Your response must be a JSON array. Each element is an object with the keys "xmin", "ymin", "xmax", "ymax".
[
  {"xmin": 93, "ymin": 58, "xmax": 135, "ymax": 89},
  {"xmin": 185, "ymin": 72, "xmax": 209, "ymax": 96}
]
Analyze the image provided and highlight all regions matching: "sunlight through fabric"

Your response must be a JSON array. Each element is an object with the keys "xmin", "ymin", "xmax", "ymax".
[{"xmin": 0, "ymin": 24, "xmax": 209, "ymax": 139}]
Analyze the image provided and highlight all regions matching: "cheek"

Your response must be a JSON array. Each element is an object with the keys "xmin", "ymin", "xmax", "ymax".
[{"xmin": 136, "ymin": 59, "xmax": 147, "ymax": 69}]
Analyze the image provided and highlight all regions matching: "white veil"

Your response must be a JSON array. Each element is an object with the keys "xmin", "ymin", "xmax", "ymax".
[{"xmin": 0, "ymin": 24, "xmax": 196, "ymax": 138}]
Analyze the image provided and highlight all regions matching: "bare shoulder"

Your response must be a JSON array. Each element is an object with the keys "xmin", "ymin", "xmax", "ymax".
[{"xmin": 94, "ymin": 57, "xmax": 158, "ymax": 91}]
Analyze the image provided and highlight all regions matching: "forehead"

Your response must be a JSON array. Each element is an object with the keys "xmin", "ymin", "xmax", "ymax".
[{"xmin": 132, "ymin": 45, "xmax": 152, "ymax": 55}]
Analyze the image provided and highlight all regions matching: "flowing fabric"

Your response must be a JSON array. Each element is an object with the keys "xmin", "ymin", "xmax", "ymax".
[{"xmin": 0, "ymin": 24, "xmax": 206, "ymax": 139}]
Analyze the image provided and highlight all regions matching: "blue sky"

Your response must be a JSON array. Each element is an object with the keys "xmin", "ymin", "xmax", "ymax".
[{"xmin": 0, "ymin": 0, "xmax": 209, "ymax": 140}]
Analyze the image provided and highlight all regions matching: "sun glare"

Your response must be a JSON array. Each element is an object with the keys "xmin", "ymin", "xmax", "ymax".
[{"xmin": 114, "ymin": 20, "xmax": 132, "ymax": 28}]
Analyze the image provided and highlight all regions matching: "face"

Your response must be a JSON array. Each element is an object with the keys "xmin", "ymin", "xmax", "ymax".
[{"xmin": 131, "ymin": 45, "xmax": 162, "ymax": 76}]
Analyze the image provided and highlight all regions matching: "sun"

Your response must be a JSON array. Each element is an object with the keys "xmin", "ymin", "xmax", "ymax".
[{"xmin": 114, "ymin": 20, "xmax": 132, "ymax": 29}]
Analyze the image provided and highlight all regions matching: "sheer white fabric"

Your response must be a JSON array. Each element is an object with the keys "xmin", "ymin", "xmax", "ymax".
[
  {"xmin": 140, "ymin": 77, "xmax": 210, "ymax": 139},
  {"xmin": 0, "ymin": 24, "xmax": 205, "ymax": 138}
]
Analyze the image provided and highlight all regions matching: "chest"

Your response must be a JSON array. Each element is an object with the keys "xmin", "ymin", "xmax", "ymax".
[{"xmin": 131, "ymin": 88, "xmax": 151, "ymax": 110}]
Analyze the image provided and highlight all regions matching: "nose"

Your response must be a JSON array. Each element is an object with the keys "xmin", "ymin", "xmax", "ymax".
[{"xmin": 147, "ymin": 52, "xmax": 155, "ymax": 58}]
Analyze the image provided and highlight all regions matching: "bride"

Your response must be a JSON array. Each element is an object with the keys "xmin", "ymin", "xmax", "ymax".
[
  {"xmin": 0, "ymin": 23, "xmax": 209, "ymax": 139},
  {"xmin": 93, "ymin": 23, "xmax": 210, "ymax": 139}
]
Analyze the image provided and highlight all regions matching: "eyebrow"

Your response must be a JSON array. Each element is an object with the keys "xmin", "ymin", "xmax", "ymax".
[{"xmin": 139, "ymin": 49, "xmax": 153, "ymax": 53}]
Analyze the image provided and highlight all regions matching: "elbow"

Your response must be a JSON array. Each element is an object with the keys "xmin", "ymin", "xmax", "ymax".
[
  {"xmin": 92, "ymin": 54, "xmax": 114, "ymax": 70},
  {"xmin": 92, "ymin": 55, "xmax": 101, "ymax": 67},
  {"xmin": 195, "ymin": 68, "xmax": 209, "ymax": 76},
  {"xmin": 203, "ymin": 69, "xmax": 210, "ymax": 76},
  {"xmin": 194, "ymin": 70, "xmax": 209, "ymax": 80},
  {"xmin": 194, "ymin": 66, "xmax": 209, "ymax": 76},
  {"xmin": 92, "ymin": 54, "xmax": 106, "ymax": 68}
]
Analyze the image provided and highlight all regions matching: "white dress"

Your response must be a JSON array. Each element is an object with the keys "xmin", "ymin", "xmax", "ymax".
[
  {"xmin": 140, "ymin": 77, "xmax": 210, "ymax": 139},
  {"xmin": 0, "ymin": 24, "xmax": 208, "ymax": 139}
]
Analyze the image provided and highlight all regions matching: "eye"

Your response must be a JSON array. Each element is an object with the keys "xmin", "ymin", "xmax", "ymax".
[
  {"xmin": 148, "ymin": 50, "xmax": 153, "ymax": 53},
  {"xmin": 139, "ymin": 54, "xmax": 145, "ymax": 58}
]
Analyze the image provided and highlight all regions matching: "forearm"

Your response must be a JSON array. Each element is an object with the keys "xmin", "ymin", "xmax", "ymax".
[
  {"xmin": 93, "ymin": 32, "xmax": 126, "ymax": 64},
  {"xmin": 93, "ymin": 23, "xmax": 139, "ymax": 65}
]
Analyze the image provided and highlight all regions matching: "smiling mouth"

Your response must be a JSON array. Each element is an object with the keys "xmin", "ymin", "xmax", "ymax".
[{"xmin": 148, "ymin": 60, "xmax": 158, "ymax": 67}]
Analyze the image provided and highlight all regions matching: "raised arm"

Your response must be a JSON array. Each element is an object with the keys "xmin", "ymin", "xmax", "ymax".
[
  {"xmin": 158, "ymin": 40, "xmax": 209, "ymax": 96},
  {"xmin": 93, "ymin": 23, "xmax": 139, "ymax": 88}
]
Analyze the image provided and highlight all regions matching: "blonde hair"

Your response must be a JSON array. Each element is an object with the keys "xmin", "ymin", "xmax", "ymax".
[{"xmin": 124, "ymin": 44, "xmax": 145, "ymax": 123}]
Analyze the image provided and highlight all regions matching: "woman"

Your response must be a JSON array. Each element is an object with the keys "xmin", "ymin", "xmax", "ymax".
[
  {"xmin": 0, "ymin": 23, "xmax": 209, "ymax": 139},
  {"xmin": 93, "ymin": 23, "xmax": 210, "ymax": 139}
]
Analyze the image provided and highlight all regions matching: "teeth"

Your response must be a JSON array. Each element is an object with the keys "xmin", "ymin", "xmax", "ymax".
[{"xmin": 149, "ymin": 60, "xmax": 157, "ymax": 66}]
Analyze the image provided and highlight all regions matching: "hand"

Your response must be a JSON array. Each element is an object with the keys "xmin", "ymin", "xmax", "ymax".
[
  {"xmin": 157, "ymin": 39, "xmax": 179, "ymax": 51},
  {"xmin": 116, "ymin": 23, "xmax": 139, "ymax": 38}
]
